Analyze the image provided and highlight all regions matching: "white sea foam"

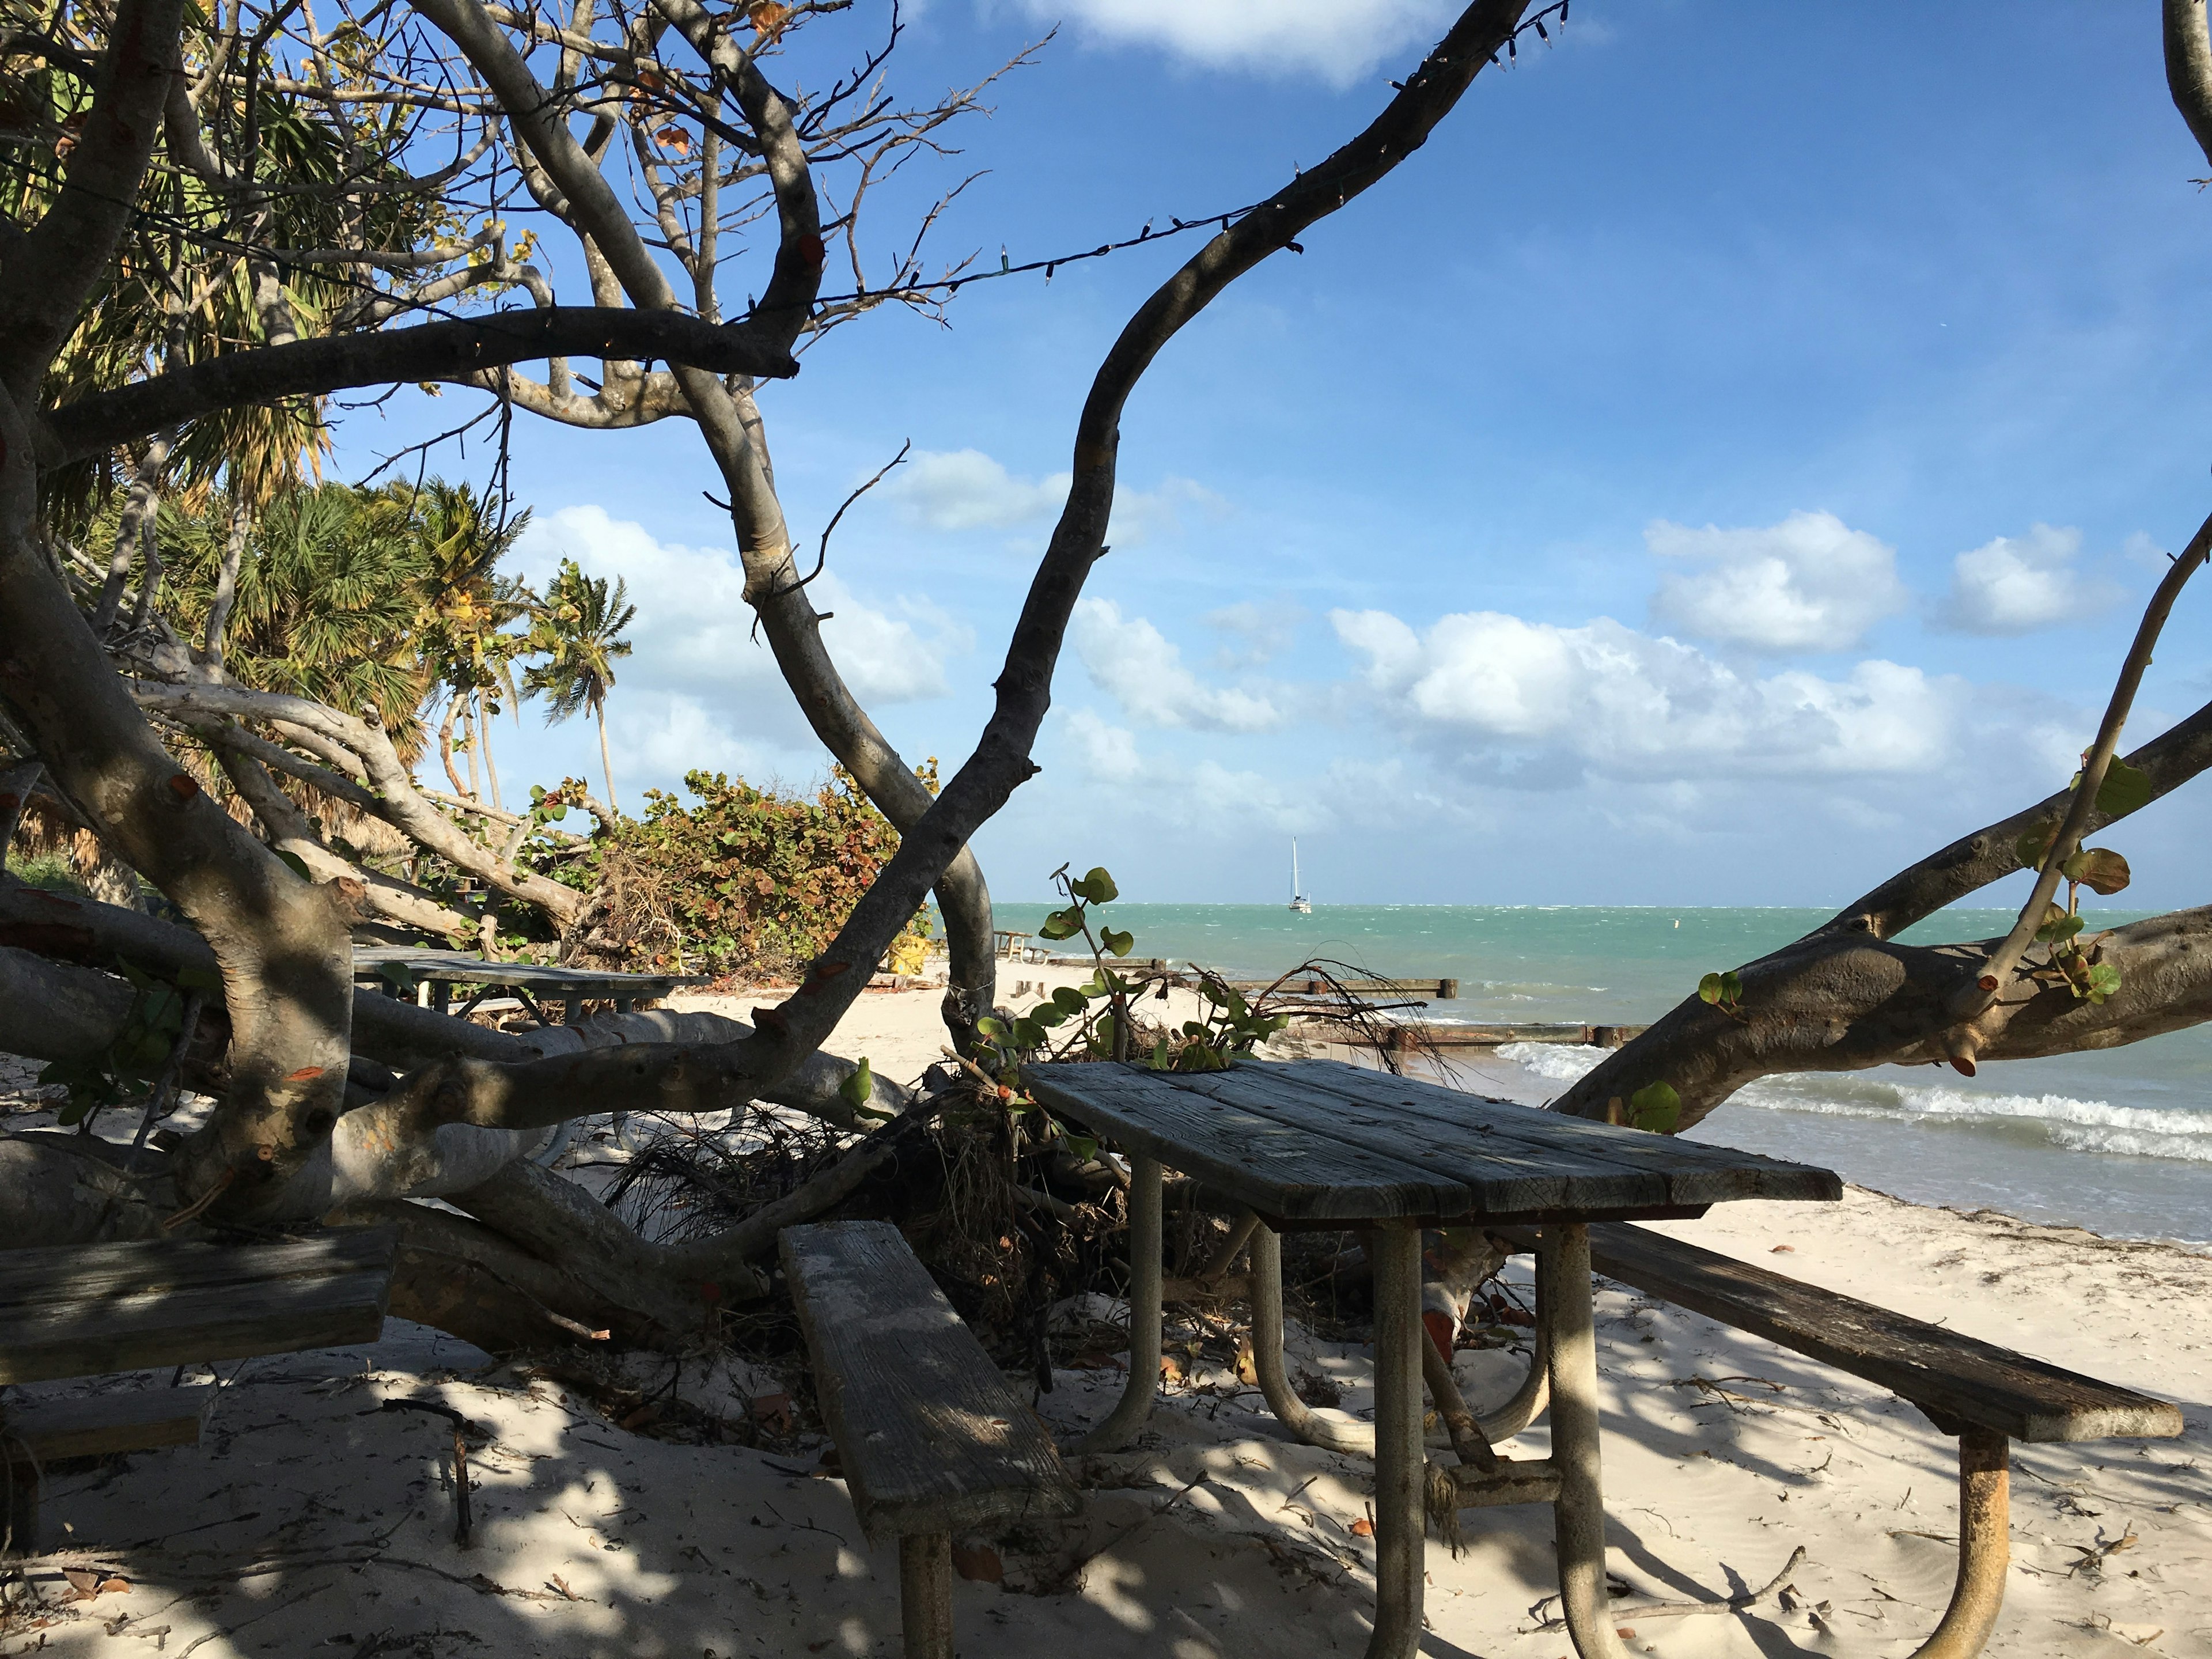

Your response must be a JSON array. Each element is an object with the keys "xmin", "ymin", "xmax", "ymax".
[{"xmin": 1495, "ymin": 1043, "xmax": 2212, "ymax": 1165}]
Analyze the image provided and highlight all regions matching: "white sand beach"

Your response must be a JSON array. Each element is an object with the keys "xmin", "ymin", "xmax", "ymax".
[{"xmin": 4, "ymin": 976, "xmax": 2207, "ymax": 1658}]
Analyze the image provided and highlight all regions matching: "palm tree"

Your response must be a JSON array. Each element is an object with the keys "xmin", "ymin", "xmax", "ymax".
[
  {"xmin": 404, "ymin": 481, "xmax": 533, "ymax": 807},
  {"xmin": 156, "ymin": 483, "xmax": 432, "ymax": 753},
  {"xmin": 525, "ymin": 558, "xmax": 636, "ymax": 811}
]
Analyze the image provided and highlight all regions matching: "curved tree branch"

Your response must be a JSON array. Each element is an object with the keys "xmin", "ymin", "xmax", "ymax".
[
  {"xmin": 372, "ymin": 0, "xmax": 1541, "ymax": 1136},
  {"xmin": 1812, "ymin": 688, "xmax": 2212, "ymax": 945},
  {"xmin": 1552, "ymin": 907, "xmax": 2212, "ymax": 1130},
  {"xmin": 130, "ymin": 679, "xmax": 588, "ymax": 925},
  {"xmin": 420, "ymin": 0, "xmax": 1003, "ymax": 1046},
  {"xmin": 2166, "ymin": 0, "xmax": 2212, "ymax": 166},
  {"xmin": 37, "ymin": 307, "xmax": 800, "ymax": 464}
]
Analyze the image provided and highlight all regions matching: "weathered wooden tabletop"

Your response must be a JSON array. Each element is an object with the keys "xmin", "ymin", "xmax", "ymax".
[
  {"xmin": 1023, "ymin": 1056, "xmax": 1841, "ymax": 1226},
  {"xmin": 352, "ymin": 946, "xmax": 690, "ymax": 998}
]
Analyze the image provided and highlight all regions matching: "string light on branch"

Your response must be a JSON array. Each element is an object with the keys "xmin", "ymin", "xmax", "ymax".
[{"xmin": 1490, "ymin": 0, "xmax": 1570, "ymax": 68}]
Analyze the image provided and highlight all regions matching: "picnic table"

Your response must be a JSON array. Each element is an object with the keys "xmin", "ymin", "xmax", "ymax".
[
  {"xmin": 1024, "ymin": 1056, "xmax": 1842, "ymax": 1659},
  {"xmin": 353, "ymin": 946, "xmax": 695, "ymax": 1022}
]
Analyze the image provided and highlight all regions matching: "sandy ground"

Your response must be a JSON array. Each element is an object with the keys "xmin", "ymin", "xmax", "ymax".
[{"xmin": 3, "ymin": 968, "xmax": 2208, "ymax": 1657}]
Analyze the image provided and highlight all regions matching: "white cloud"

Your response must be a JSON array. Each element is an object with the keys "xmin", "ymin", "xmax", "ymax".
[
  {"xmin": 1011, "ymin": 0, "xmax": 1460, "ymax": 84},
  {"xmin": 1205, "ymin": 598, "xmax": 1302, "ymax": 668},
  {"xmin": 892, "ymin": 449, "xmax": 1224, "ymax": 548},
  {"xmin": 1108, "ymin": 476, "xmax": 1230, "ymax": 547},
  {"xmin": 1938, "ymin": 523, "xmax": 2112, "ymax": 635},
  {"xmin": 1055, "ymin": 709, "xmax": 1316, "ymax": 835},
  {"xmin": 517, "ymin": 505, "xmax": 959, "ymax": 711},
  {"xmin": 608, "ymin": 691, "xmax": 791, "ymax": 783},
  {"xmin": 1646, "ymin": 510, "xmax": 1906, "ymax": 653},
  {"xmin": 1065, "ymin": 709, "xmax": 1142, "ymax": 783},
  {"xmin": 1072, "ymin": 599, "xmax": 1282, "ymax": 731},
  {"xmin": 894, "ymin": 449, "xmax": 1067, "ymax": 532},
  {"xmin": 1332, "ymin": 606, "xmax": 1960, "ymax": 780}
]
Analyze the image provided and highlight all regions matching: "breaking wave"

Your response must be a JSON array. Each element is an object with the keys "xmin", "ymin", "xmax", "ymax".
[{"xmin": 1495, "ymin": 1043, "xmax": 2212, "ymax": 1166}]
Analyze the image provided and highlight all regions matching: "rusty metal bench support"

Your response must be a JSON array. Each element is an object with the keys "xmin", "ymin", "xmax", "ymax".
[
  {"xmin": 1249, "ymin": 1221, "xmax": 1551, "ymax": 1460},
  {"xmin": 1071, "ymin": 1155, "xmax": 1163, "ymax": 1452}
]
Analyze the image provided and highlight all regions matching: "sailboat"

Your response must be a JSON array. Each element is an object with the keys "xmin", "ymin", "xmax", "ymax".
[{"xmin": 1289, "ymin": 839, "xmax": 1313, "ymax": 914}]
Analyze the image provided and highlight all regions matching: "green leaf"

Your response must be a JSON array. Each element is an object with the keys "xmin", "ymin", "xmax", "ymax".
[
  {"xmin": 1147, "ymin": 1039, "xmax": 1171, "ymax": 1070},
  {"xmin": 976, "ymin": 1016, "xmax": 1008, "ymax": 1040},
  {"xmin": 2036, "ymin": 911, "xmax": 2087, "ymax": 945},
  {"xmin": 1719, "ymin": 971, "xmax": 1743, "ymax": 1004},
  {"xmin": 274, "ymin": 849, "xmax": 313, "ymax": 881},
  {"xmin": 2094, "ymin": 757, "xmax": 2154, "ymax": 818},
  {"xmin": 1698, "ymin": 972, "xmax": 1724, "ymax": 1005},
  {"xmin": 1627, "ymin": 1081, "xmax": 1681, "ymax": 1135},
  {"xmin": 1100, "ymin": 927, "xmax": 1134, "ymax": 957},
  {"xmin": 1051, "ymin": 986, "xmax": 1088, "ymax": 1015},
  {"xmin": 837, "ymin": 1056, "xmax": 875, "ymax": 1111},
  {"xmin": 175, "ymin": 964, "xmax": 223, "ymax": 993},
  {"xmin": 2014, "ymin": 820, "xmax": 2059, "ymax": 872},
  {"xmin": 2085, "ymin": 961, "xmax": 2122, "ymax": 1003},
  {"xmin": 1010, "ymin": 1017, "xmax": 1047, "ymax": 1049},
  {"xmin": 1071, "ymin": 866, "xmax": 1119, "ymax": 904},
  {"xmin": 1037, "ymin": 908, "xmax": 1082, "ymax": 941},
  {"xmin": 1030, "ymin": 1003, "xmax": 1067, "ymax": 1028},
  {"xmin": 2064, "ymin": 847, "xmax": 2132, "ymax": 896}
]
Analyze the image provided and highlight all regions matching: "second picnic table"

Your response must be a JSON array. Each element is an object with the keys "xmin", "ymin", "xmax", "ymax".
[
  {"xmin": 353, "ymin": 946, "xmax": 693, "ymax": 1022},
  {"xmin": 1024, "ymin": 1055, "xmax": 1843, "ymax": 1659}
]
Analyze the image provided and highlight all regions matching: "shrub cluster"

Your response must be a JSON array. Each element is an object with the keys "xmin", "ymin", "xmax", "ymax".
[{"xmin": 552, "ymin": 766, "xmax": 935, "ymax": 982}]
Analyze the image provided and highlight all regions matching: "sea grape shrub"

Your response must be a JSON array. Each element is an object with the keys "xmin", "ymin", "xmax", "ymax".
[{"xmin": 548, "ymin": 764, "xmax": 935, "ymax": 980}]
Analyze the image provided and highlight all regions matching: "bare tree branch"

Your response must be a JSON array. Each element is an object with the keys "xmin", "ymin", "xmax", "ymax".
[
  {"xmin": 369, "ymin": 0, "xmax": 1542, "ymax": 1137},
  {"xmin": 130, "ymin": 679, "xmax": 588, "ymax": 923},
  {"xmin": 38, "ymin": 308, "xmax": 800, "ymax": 463}
]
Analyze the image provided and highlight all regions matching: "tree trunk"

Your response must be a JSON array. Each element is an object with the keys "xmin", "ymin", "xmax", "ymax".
[
  {"xmin": 92, "ymin": 431, "xmax": 174, "ymax": 632},
  {"xmin": 438, "ymin": 691, "xmax": 469, "ymax": 798},
  {"xmin": 465, "ymin": 694, "xmax": 481, "ymax": 800},
  {"xmin": 127, "ymin": 510, "xmax": 163, "ymax": 633},
  {"xmin": 596, "ymin": 701, "xmax": 618, "ymax": 812},
  {"xmin": 200, "ymin": 497, "xmax": 250, "ymax": 666},
  {"xmin": 482, "ymin": 693, "xmax": 505, "ymax": 811}
]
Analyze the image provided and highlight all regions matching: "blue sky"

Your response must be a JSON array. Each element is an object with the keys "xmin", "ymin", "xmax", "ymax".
[{"xmin": 346, "ymin": 1, "xmax": 2212, "ymax": 910}]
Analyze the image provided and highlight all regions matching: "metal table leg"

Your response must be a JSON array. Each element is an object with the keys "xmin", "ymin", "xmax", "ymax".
[
  {"xmin": 1253, "ymin": 1222, "xmax": 1550, "ymax": 1459},
  {"xmin": 1543, "ymin": 1224, "xmax": 1633, "ymax": 1659},
  {"xmin": 1907, "ymin": 1428, "xmax": 2010, "ymax": 1659},
  {"xmin": 1252, "ymin": 1222, "xmax": 1376, "ymax": 1456},
  {"xmin": 1366, "ymin": 1221, "xmax": 1426, "ymax": 1659},
  {"xmin": 1074, "ymin": 1154, "xmax": 1164, "ymax": 1452}
]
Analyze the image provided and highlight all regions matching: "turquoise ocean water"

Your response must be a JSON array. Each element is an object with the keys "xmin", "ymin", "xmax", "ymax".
[{"xmin": 990, "ymin": 903, "xmax": 2212, "ymax": 1249}]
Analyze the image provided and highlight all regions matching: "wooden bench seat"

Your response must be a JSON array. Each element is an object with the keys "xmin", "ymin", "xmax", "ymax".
[
  {"xmin": 1490, "ymin": 1221, "xmax": 2181, "ymax": 1443},
  {"xmin": 1480, "ymin": 1220, "xmax": 2181, "ymax": 1659},
  {"xmin": 0, "ymin": 1226, "xmax": 396, "ymax": 1554},
  {"xmin": 781, "ymin": 1221, "xmax": 1080, "ymax": 1659}
]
